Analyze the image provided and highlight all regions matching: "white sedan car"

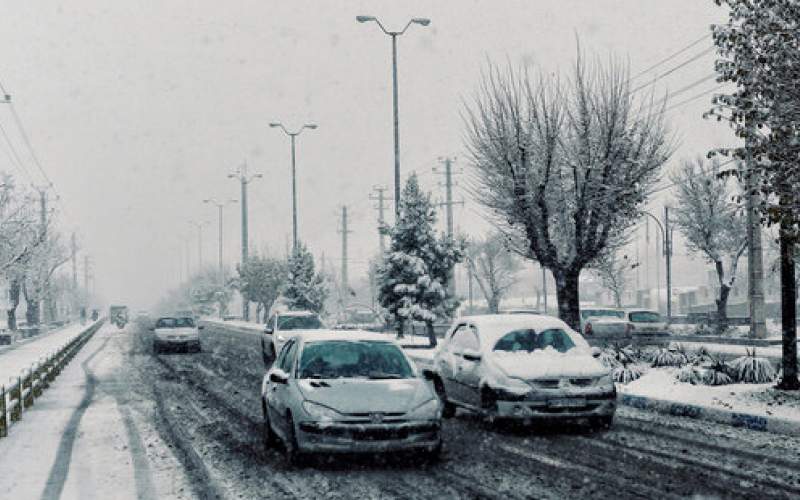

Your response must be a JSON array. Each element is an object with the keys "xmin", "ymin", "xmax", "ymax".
[
  {"xmin": 261, "ymin": 330, "xmax": 442, "ymax": 465},
  {"xmin": 429, "ymin": 314, "xmax": 616, "ymax": 427},
  {"xmin": 151, "ymin": 316, "xmax": 202, "ymax": 353}
]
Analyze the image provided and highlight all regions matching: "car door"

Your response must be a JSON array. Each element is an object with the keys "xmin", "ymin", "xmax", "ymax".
[
  {"xmin": 267, "ymin": 339, "xmax": 297, "ymax": 438},
  {"xmin": 438, "ymin": 324, "xmax": 468, "ymax": 403},
  {"xmin": 456, "ymin": 325, "xmax": 483, "ymax": 407}
]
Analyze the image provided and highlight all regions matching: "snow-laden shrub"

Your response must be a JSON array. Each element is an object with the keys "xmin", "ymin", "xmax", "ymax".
[
  {"xmin": 690, "ymin": 346, "xmax": 713, "ymax": 365},
  {"xmin": 598, "ymin": 349, "xmax": 621, "ymax": 368},
  {"xmin": 729, "ymin": 348, "xmax": 777, "ymax": 383},
  {"xmin": 702, "ymin": 359, "xmax": 734, "ymax": 386},
  {"xmin": 612, "ymin": 363, "xmax": 645, "ymax": 384},
  {"xmin": 676, "ymin": 365, "xmax": 704, "ymax": 385},
  {"xmin": 599, "ymin": 344, "xmax": 639, "ymax": 368},
  {"xmin": 651, "ymin": 344, "xmax": 689, "ymax": 368}
]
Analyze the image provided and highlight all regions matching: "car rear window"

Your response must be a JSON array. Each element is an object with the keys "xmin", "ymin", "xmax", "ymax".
[
  {"xmin": 629, "ymin": 311, "xmax": 662, "ymax": 323},
  {"xmin": 493, "ymin": 328, "xmax": 577, "ymax": 353},
  {"xmin": 156, "ymin": 317, "xmax": 195, "ymax": 328},
  {"xmin": 298, "ymin": 340, "xmax": 413, "ymax": 379},
  {"xmin": 278, "ymin": 315, "xmax": 323, "ymax": 330}
]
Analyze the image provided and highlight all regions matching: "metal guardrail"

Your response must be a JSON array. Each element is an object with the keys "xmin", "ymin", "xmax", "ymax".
[{"xmin": 0, "ymin": 320, "xmax": 105, "ymax": 439}]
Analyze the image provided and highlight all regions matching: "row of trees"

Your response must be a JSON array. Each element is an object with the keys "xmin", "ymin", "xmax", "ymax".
[{"xmin": 0, "ymin": 175, "xmax": 76, "ymax": 329}]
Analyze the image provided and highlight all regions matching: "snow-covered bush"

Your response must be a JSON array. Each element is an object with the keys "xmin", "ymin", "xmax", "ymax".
[
  {"xmin": 612, "ymin": 363, "xmax": 646, "ymax": 384},
  {"xmin": 702, "ymin": 359, "xmax": 734, "ymax": 386},
  {"xmin": 651, "ymin": 344, "xmax": 689, "ymax": 368},
  {"xmin": 676, "ymin": 365, "xmax": 704, "ymax": 385},
  {"xmin": 729, "ymin": 348, "xmax": 777, "ymax": 384},
  {"xmin": 599, "ymin": 344, "xmax": 638, "ymax": 368},
  {"xmin": 689, "ymin": 346, "xmax": 713, "ymax": 365}
]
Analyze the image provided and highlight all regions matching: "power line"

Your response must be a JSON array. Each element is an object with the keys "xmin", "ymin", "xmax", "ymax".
[
  {"xmin": 630, "ymin": 46, "xmax": 716, "ymax": 95},
  {"xmin": 629, "ymin": 33, "xmax": 711, "ymax": 81}
]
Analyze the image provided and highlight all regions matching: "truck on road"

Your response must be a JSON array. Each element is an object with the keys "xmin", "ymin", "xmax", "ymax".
[{"xmin": 109, "ymin": 305, "xmax": 129, "ymax": 329}]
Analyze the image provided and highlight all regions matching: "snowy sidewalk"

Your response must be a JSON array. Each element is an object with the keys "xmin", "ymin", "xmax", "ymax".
[
  {"xmin": 0, "ymin": 324, "xmax": 191, "ymax": 500},
  {"xmin": 0, "ymin": 321, "xmax": 101, "ymax": 387}
]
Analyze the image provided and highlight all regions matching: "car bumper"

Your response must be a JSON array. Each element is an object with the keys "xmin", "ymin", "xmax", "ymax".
[
  {"xmin": 296, "ymin": 420, "xmax": 441, "ymax": 454},
  {"xmin": 156, "ymin": 336, "xmax": 200, "ymax": 345},
  {"xmin": 495, "ymin": 389, "xmax": 617, "ymax": 420}
]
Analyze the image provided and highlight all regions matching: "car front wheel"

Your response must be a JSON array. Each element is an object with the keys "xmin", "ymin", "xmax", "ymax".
[
  {"xmin": 283, "ymin": 413, "xmax": 304, "ymax": 467},
  {"xmin": 589, "ymin": 415, "xmax": 614, "ymax": 430},
  {"xmin": 433, "ymin": 378, "xmax": 456, "ymax": 419},
  {"xmin": 262, "ymin": 400, "xmax": 278, "ymax": 451}
]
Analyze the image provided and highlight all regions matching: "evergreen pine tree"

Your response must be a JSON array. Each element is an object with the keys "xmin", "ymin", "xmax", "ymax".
[
  {"xmin": 283, "ymin": 242, "xmax": 328, "ymax": 314},
  {"xmin": 378, "ymin": 174, "xmax": 464, "ymax": 345}
]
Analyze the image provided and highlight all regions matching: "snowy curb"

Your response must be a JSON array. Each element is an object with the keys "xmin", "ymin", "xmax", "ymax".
[{"xmin": 619, "ymin": 393, "xmax": 800, "ymax": 437}]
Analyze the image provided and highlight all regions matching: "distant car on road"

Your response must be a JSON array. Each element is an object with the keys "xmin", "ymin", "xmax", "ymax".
[
  {"xmin": 428, "ymin": 314, "xmax": 616, "ymax": 428},
  {"xmin": 624, "ymin": 309, "xmax": 670, "ymax": 334},
  {"xmin": 499, "ymin": 308, "xmax": 543, "ymax": 315},
  {"xmin": 151, "ymin": 316, "xmax": 203, "ymax": 353},
  {"xmin": 261, "ymin": 330, "xmax": 442, "ymax": 465},
  {"xmin": 261, "ymin": 310, "xmax": 325, "ymax": 365},
  {"xmin": 580, "ymin": 307, "xmax": 632, "ymax": 340}
]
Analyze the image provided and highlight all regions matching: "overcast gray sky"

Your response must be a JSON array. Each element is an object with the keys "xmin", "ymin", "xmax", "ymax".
[{"xmin": 0, "ymin": 1, "xmax": 733, "ymax": 308}]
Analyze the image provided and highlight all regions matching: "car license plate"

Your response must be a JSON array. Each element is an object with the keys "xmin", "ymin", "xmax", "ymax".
[{"xmin": 549, "ymin": 398, "xmax": 586, "ymax": 408}]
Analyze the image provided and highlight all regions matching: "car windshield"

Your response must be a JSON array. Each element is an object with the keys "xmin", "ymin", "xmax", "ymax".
[
  {"xmin": 581, "ymin": 309, "xmax": 624, "ymax": 319},
  {"xmin": 156, "ymin": 317, "xmax": 194, "ymax": 328},
  {"xmin": 493, "ymin": 328, "xmax": 576, "ymax": 353},
  {"xmin": 298, "ymin": 340, "xmax": 414, "ymax": 379},
  {"xmin": 278, "ymin": 314, "xmax": 323, "ymax": 330},
  {"xmin": 629, "ymin": 311, "xmax": 662, "ymax": 323}
]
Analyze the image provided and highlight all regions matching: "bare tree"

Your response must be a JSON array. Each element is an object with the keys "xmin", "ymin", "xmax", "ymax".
[
  {"xmin": 671, "ymin": 157, "xmax": 747, "ymax": 331},
  {"xmin": 463, "ymin": 50, "xmax": 673, "ymax": 329},
  {"xmin": 590, "ymin": 249, "xmax": 638, "ymax": 308},
  {"xmin": 465, "ymin": 232, "xmax": 521, "ymax": 313}
]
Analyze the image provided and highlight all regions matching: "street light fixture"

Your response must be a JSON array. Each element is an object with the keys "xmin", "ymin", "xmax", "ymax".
[
  {"xmin": 356, "ymin": 15, "xmax": 430, "ymax": 218},
  {"xmin": 269, "ymin": 121, "xmax": 318, "ymax": 253}
]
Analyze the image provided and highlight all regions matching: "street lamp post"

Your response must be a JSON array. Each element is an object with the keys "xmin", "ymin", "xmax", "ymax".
[
  {"xmin": 203, "ymin": 198, "xmax": 238, "ymax": 288},
  {"xmin": 188, "ymin": 220, "xmax": 209, "ymax": 272},
  {"xmin": 228, "ymin": 163, "xmax": 262, "ymax": 321},
  {"xmin": 356, "ymin": 15, "xmax": 430, "ymax": 217},
  {"xmin": 641, "ymin": 209, "xmax": 674, "ymax": 319},
  {"xmin": 269, "ymin": 122, "xmax": 317, "ymax": 253}
]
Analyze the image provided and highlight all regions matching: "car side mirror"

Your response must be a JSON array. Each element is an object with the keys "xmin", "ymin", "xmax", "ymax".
[
  {"xmin": 269, "ymin": 369, "xmax": 289, "ymax": 384},
  {"xmin": 198, "ymin": 325, "xmax": 205, "ymax": 330},
  {"xmin": 148, "ymin": 327, "xmax": 155, "ymax": 332},
  {"xmin": 421, "ymin": 368, "xmax": 437, "ymax": 381},
  {"xmin": 462, "ymin": 350, "xmax": 482, "ymax": 362},
  {"xmin": 591, "ymin": 347, "xmax": 602, "ymax": 358},
  {"xmin": 265, "ymin": 327, "xmax": 274, "ymax": 335}
]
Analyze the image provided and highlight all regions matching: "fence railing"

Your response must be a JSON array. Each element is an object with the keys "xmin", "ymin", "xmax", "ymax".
[{"xmin": 0, "ymin": 320, "xmax": 104, "ymax": 438}]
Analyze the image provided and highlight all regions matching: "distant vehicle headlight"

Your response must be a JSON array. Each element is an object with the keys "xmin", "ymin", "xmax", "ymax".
[
  {"xmin": 301, "ymin": 401, "xmax": 342, "ymax": 421},
  {"xmin": 406, "ymin": 398, "xmax": 441, "ymax": 420}
]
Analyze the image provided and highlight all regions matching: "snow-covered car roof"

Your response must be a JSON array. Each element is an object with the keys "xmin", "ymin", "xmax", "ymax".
[
  {"xmin": 276, "ymin": 310, "xmax": 320, "ymax": 317},
  {"xmin": 458, "ymin": 314, "xmax": 585, "ymax": 351}
]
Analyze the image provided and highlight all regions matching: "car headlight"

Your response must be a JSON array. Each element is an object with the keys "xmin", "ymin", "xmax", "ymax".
[
  {"xmin": 277, "ymin": 334, "xmax": 286, "ymax": 342},
  {"xmin": 406, "ymin": 398, "xmax": 441, "ymax": 420},
  {"xmin": 301, "ymin": 401, "xmax": 342, "ymax": 421}
]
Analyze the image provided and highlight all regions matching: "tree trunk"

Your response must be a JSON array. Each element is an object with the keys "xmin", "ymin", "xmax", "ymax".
[
  {"xmin": 488, "ymin": 296, "xmax": 500, "ymax": 314},
  {"xmin": 777, "ymin": 226, "xmax": 799, "ymax": 390},
  {"xmin": 555, "ymin": 268, "xmax": 581, "ymax": 331},
  {"xmin": 426, "ymin": 320, "xmax": 437, "ymax": 348},
  {"xmin": 7, "ymin": 279, "xmax": 20, "ymax": 331},
  {"xmin": 613, "ymin": 290, "xmax": 622, "ymax": 308},
  {"xmin": 396, "ymin": 317, "xmax": 405, "ymax": 339},
  {"xmin": 715, "ymin": 284, "xmax": 731, "ymax": 334},
  {"xmin": 26, "ymin": 299, "xmax": 40, "ymax": 327}
]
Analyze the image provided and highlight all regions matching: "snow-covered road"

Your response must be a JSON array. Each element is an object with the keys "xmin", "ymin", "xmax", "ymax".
[{"xmin": 3, "ymin": 320, "xmax": 800, "ymax": 499}]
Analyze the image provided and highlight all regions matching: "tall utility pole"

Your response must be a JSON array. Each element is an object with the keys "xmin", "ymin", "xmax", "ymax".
[
  {"xmin": 664, "ymin": 206, "xmax": 673, "ymax": 319},
  {"xmin": 204, "ymin": 198, "xmax": 237, "ymax": 293},
  {"xmin": 269, "ymin": 121, "xmax": 317, "ymax": 253},
  {"xmin": 435, "ymin": 157, "xmax": 463, "ymax": 294},
  {"xmin": 37, "ymin": 188, "xmax": 49, "ymax": 323},
  {"xmin": 189, "ymin": 220, "xmax": 208, "ymax": 271},
  {"xmin": 541, "ymin": 265, "xmax": 548, "ymax": 314},
  {"xmin": 369, "ymin": 185, "xmax": 391, "ymax": 254},
  {"xmin": 338, "ymin": 206, "xmax": 353, "ymax": 305},
  {"xmin": 71, "ymin": 232, "xmax": 78, "ymax": 289},
  {"xmin": 745, "ymin": 161, "xmax": 767, "ymax": 338},
  {"xmin": 229, "ymin": 162, "xmax": 261, "ymax": 321},
  {"xmin": 83, "ymin": 256, "xmax": 91, "ymax": 295},
  {"xmin": 356, "ymin": 15, "xmax": 431, "ymax": 216}
]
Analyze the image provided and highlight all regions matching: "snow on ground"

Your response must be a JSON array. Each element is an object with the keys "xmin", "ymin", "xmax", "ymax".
[
  {"xmin": 619, "ymin": 367, "xmax": 800, "ymax": 423},
  {"xmin": 0, "ymin": 321, "xmax": 100, "ymax": 385}
]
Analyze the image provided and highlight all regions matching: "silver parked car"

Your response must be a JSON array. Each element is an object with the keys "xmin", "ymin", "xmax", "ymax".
[
  {"xmin": 429, "ymin": 314, "xmax": 616, "ymax": 427},
  {"xmin": 624, "ymin": 309, "xmax": 670, "ymax": 334},
  {"xmin": 261, "ymin": 330, "xmax": 443, "ymax": 465},
  {"xmin": 580, "ymin": 307, "xmax": 632, "ymax": 340}
]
